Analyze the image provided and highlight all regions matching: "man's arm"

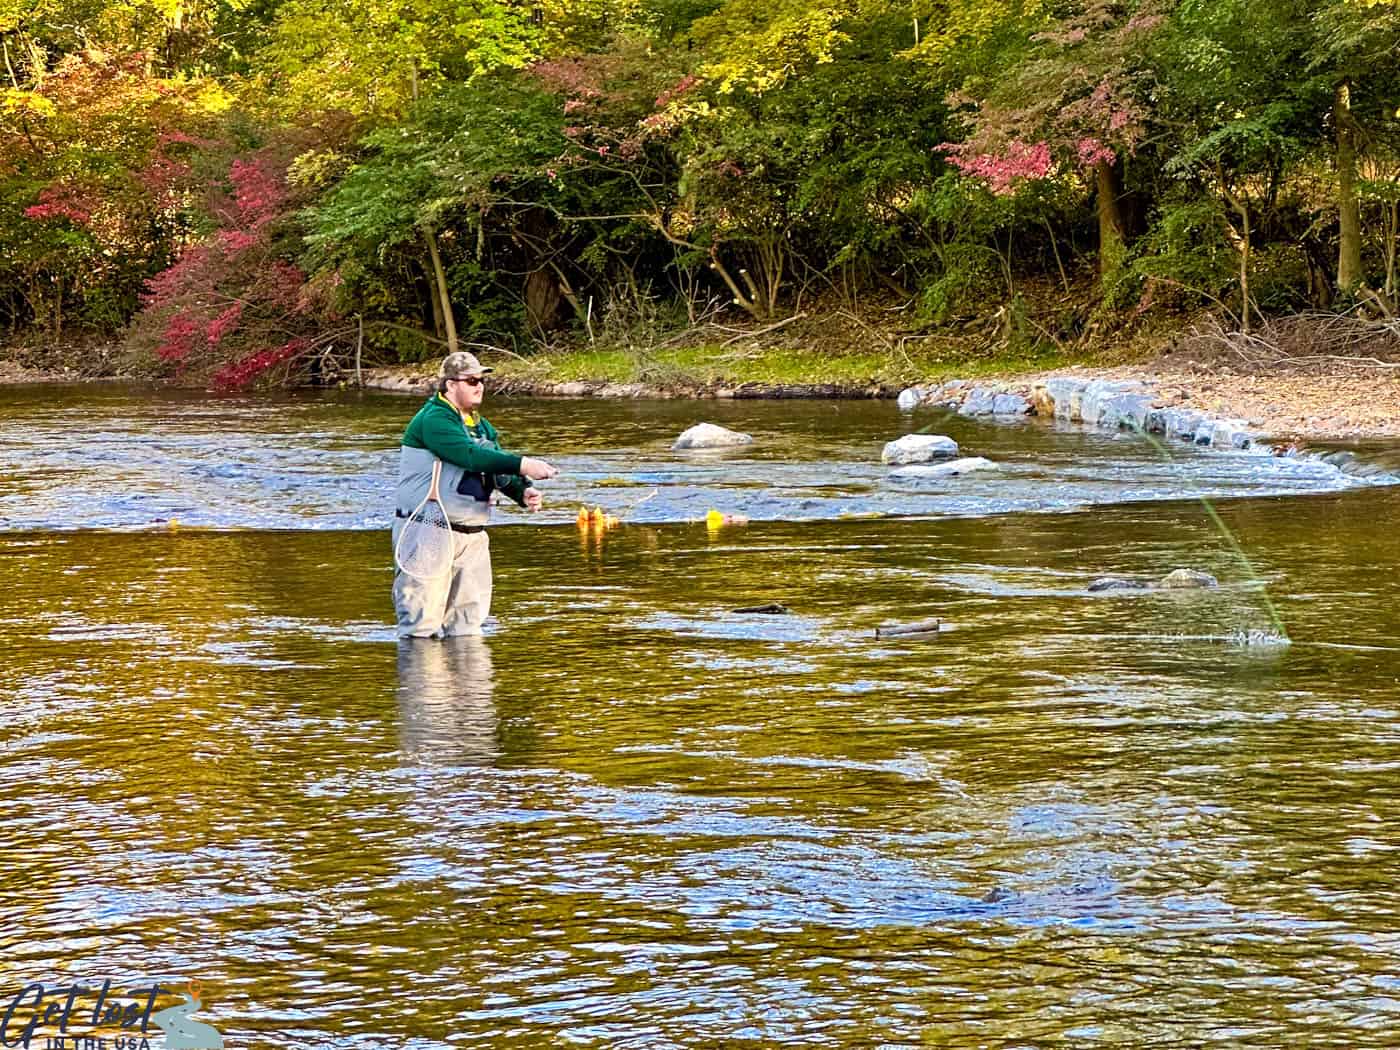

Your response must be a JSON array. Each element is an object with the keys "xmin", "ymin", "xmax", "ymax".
[
  {"xmin": 495, "ymin": 474, "xmax": 532, "ymax": 506},
  {"xmin": 420, "ymin": 412, "xmax": 523, "ymax": 474},
  {"xmin": 479, "ymin": 417, "xmax": 536, "ymax": 506}
]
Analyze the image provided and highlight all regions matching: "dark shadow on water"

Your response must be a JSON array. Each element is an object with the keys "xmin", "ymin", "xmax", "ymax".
[{"xmin": 396, "ymin": 635, "xmax": 499, "ymax": 766}]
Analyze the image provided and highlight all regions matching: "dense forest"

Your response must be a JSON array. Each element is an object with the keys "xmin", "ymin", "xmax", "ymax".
[{"xmin": 3, "ymin": 0, "xmax": 1400, "ymax": 386}]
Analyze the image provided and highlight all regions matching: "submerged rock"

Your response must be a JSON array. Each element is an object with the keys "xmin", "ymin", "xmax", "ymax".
[
  {"xmin": 732, "ymin": 603, "xmax": 791, "ymax": 614},
  {"xmin": 891, "ymin": 456, "xmax": 1000, "ymax": 479},
  {"xmin": 1088, "ymin": 569, "xmax": 1219, "ymax": 592},
  {"xmin": 672, "ymin": 422, "xmax": 753, "ymax": 450},
  {"xmin": 1087, "ymin": 576, "xmax": 1152, "ymax": 593},
  {"xmin": 1159, "ymin": 568, "xmax": 1219, "ymax": 589},
  {"xmin": 881, "ymin": 434, "xmax": 959, "ymax": 465},
  {"xmin": 1343, "ymin": 461, "xmax": 1388, "ymax": 479}
]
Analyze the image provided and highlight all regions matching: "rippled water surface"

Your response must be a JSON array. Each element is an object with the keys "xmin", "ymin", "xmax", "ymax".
[{"xmin": 2, "ymin": 384, "xmax": 1399, "ymax": 1047}]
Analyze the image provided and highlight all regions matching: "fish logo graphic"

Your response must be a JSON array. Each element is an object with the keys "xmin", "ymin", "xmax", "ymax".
[{"xmin": 149, "ymin": 980, "xmax": 224, "ymax": 1049}]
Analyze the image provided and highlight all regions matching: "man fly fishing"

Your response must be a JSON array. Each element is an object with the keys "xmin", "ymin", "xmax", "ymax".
[{"xmin": 392, "ymin": 351, "xmax": 558, "ymax": 638}]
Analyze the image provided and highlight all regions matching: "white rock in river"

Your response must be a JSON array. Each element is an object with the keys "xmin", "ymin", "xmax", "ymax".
[
  {"xmin": 891, "ymin": 456, "xmax": 1000, "ymax": 478},
  {"xmin": 672, "ymin": 422, "xmax": 753, "ymax": 450},
  {"xmin": 896, "ymin": 386, "xmax": 927, "ymax": 410},
  {"xmin": 881, "ymin": 434, "xmax": 959, "ymax": 465}
]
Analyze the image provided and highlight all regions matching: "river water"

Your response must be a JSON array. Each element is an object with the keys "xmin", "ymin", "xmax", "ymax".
[{"xmin": 2, "ymin": 384, "xmax": 1398, "ymax": 1047}]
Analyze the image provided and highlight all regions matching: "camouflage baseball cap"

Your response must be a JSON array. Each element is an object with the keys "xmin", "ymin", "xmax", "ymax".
[{"xmin": 438, "ymin": 351, "xmax": 493, "ymax": 379}]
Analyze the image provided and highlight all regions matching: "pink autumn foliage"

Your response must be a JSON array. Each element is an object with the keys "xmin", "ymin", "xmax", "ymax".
[
  {"xmin": 24, "ymin": 185, "xmax": 94, "ymax": 226},
  {"xmin": 206, "ymin": 302, "xmax": 244, "ymax": 346},
  {"xmin": 140, "ymin": 245, "xmax": 211, "ymax": 308},
  {"xmin": 210, "ymin": 339, "xmax": 308, "ymax": 392},
  {"xmin": 217, "ymin": 229, "xmax": 261, "ymax": 255},
  {"xmin": 132, "ymin": 145, "xmax": 328, "ymax": 387},
  {"xmin": 1057, "ymin": 78, "xmax": 1146, "ymax": 148},
  {"xmin": 157, "ymin": 312, "xmax": 202, "ymax": 362},
  {"xmin": 654, "ymin": 75, "xmax": 699, "ymax": 109},
  {"xmin": 229, "ymin": 156, "xmax": 288, "ymax": 228},
  {"xmin": 1076, "ymin": 136, "xmax": 1116, "ymax": 168},
  {"xmin": 939, "ymin": 140, "xmax": 1053, "ymax": 194},
  {"xmin": 529, "ymin": 58, "xmax": 602, "ymax": 99}
]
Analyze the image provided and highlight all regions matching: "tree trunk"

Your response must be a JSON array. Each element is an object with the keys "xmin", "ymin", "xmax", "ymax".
[
  {"xmin": 52, "ymin": 275, "xmax": 62, "ymax": 346},
  {"xmin": 3, "ymin": 37, "xmax": 21, "ymax": 89},
  {"xmin": 1239, "ymin": 206, "xmax": 1252, "ymax": 335},
  {"xmin": 422, "ymin": 226, "xmax": 458, "ymax": 354},
  {"xmin": 422, "ymin": 260, "xmax": 446, "ymax": 339},
  {"xmin": 1385, "ymin": 197, "xmax": 1398, "ymax": 299},
  {"xmin": 1218, "ymin": 163, "xmax": 1255, "ymax": 334},
  {"xmin": 1094, "ymin": 159, "xmax": 1128, "ymax": 284},
  {"xmin": 523, "ymin": 268, "xmax": 565, "ymax": 331},
  {"xmin": 1335, "ymin": 79, "xmax": 1363, "ymax": 295}
]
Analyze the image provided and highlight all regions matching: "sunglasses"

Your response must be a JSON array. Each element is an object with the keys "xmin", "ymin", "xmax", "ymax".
[{"xmin": 451, "ymin": 375, "xmax": 487, "ymax": 387}]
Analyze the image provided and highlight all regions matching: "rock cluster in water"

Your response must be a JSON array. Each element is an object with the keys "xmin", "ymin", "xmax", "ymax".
[
  {"xmin": 896, "ymin": 375, "xmax": 1400, "ymax": 482},
  {"xmin": 1088, "ymin": 569, "xmax": 1220, "ymax": 592},
  {"xmin": 899, "ymin": 377, "xmax": 1258, "ymax": 450}
]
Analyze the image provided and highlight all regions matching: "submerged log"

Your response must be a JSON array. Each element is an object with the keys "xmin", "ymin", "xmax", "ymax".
[{"xmin": 875, "ymin": 617, "xmax": 942, "ymax": 638}]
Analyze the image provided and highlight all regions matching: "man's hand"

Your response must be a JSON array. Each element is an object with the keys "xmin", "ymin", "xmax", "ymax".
[
  {"xmin": 523, "ymin": 488, "xmax": 543, "ymax": 513},
  {"xmin": 519, "ymin": 456, "xmax": 559, "ymax": 481}
]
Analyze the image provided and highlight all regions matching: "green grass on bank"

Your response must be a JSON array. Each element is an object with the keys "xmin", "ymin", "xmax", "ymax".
[{"xmin": 491, "ymin": 339, "xmax": 1077, "ymax": 389}]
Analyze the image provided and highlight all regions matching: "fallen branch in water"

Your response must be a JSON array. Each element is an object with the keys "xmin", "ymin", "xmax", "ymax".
[{"xmin": 874, "ymin": 617, "xmax": 942, "ymax": 638}]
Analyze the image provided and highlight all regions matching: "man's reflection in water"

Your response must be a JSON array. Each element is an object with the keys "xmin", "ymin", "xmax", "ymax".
[{"xmin": 396, "ymin": 636, "xmax": 499, "ymax": 765}]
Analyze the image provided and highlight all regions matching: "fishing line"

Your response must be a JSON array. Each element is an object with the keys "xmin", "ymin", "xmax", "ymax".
[
  {"xmin": 906, "ymin": 409, "xmax": 1290, "ymax": 640},
  {"xmin": 1131, "ymin": 423, "xmax": 1289, "ymax": 640}
]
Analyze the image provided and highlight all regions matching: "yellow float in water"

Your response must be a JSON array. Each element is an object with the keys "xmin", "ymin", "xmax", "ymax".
[
  {"xmin": 705, "ymin": 509, "xmax": 749, "ymax": 529},
  {"xmin": 577, "ymin": 506, "xmax": 620, "ymax": 531}
]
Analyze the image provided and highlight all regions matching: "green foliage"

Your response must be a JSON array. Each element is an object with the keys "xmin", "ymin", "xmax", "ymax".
[
  {"xmin": 1130, "ymin": 195, "xmax": 1236, "ymax": 306},
  {"xmin": 304, "ymin": 76, "xmax": 564, "ymax": 264},
  {"xmin": 253, "ymin": 0, "xmax": 540, "ymax": 121},
  {"xmin": 10, "ymin": 0, "xmax": 1400, "ymax": 368},
  {"xmin": 688, "ymin": 0, "xmax": 851, "ymax": 93}
]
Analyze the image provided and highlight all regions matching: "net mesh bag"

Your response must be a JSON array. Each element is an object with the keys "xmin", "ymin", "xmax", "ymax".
[
  {"xmin": 395, "ymin": 462, "xmax": 456, "ymax": 579},
  {"xmin": 396, "ymin": 500, "xmax": 454, "ymax": 579}
]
